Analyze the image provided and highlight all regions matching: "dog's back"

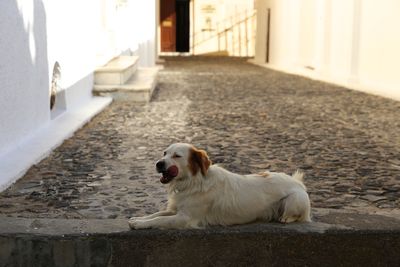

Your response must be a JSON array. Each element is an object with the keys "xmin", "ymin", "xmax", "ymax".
[{"xmin": 196, "ymin": 166, "xmax": 311, "ymax": 226}]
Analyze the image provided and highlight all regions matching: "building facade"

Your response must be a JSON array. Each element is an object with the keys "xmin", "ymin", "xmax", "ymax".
[
  {"xmin": 159, "ymin": 0, "xmax": 256, "ymax": 57},
  {"xmin": 254, "ymin": 0, "xmax": 400, "ymax": 100}
]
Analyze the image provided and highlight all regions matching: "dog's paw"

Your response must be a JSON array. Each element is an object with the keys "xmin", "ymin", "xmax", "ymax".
[
  {"xmin": 128, "ymin": 218, "xmax": 139, "ymax": 229},
  {"xmin": 279, "ymin": 216, "xmax": 299, "ymax": 224},
  {"xmin": 128, "ymin": 218, "xmax": 149, "ymax": 229}
]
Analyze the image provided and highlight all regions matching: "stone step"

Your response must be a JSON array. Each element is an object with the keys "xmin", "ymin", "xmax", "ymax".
[
  {"xmin": 93, "ymin": 67, "xmax": 159, "ymax": 102},
  {"xmin": 94, "ymin": 56, "xmax": 139, "ymax": 85}
]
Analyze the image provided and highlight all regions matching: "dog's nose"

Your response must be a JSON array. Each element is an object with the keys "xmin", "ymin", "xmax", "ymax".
[{"xmin": 156, "ymin": 160, "xmax": 165, "ymax": 171}]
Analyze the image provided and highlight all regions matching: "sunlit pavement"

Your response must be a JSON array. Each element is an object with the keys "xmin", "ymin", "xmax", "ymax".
[{"xmin": 1, "ymin": 56, "xmax": 399, "ymax": 220}]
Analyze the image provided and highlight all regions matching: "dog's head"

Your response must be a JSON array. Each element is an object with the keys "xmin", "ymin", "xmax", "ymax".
[{"xmin": 156, "ymin": 143, "xmax": 212, "ymax": 184}]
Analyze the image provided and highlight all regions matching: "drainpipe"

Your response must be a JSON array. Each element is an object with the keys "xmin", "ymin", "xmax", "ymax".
[{"xmin": 349, "ymin": 0, "xmax": 362, "ymax": 85}]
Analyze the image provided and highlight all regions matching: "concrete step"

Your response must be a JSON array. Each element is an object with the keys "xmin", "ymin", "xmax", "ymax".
[
  {"xmin": 94, "ymin": 56, "xmax": 139, "ymax": 85},
  {"xmin": 93, "ymin": 67, "xmax": 159, "ymax": 102},
  {"xmin": 0, "ymin": 210, "xmax": 399, "ymax": 266}
]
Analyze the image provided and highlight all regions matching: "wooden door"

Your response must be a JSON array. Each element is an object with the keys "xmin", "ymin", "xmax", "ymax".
[{"xmin": 160, "ymin": 0, "xmax": 176, "ymax": 52}]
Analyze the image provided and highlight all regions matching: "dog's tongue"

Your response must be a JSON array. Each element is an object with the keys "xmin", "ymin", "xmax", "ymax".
[
  {"xmin": 167, "ymin": 165, "xmax": 179, "ymax": 177},
  {"xmin": 160, "ymin": 166, "xmax": 179, "ymax": 184}
]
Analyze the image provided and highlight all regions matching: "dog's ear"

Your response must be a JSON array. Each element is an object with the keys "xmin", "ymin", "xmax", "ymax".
[{"xmin": 189, "ymin": 147, "xmax": 212, "ymax": 176}]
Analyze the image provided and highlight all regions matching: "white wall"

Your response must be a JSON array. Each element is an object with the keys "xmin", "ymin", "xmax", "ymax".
[
  {"xmin": 358, "ymin": 0, "xmax": 400, "ymax": 98},
  {"xmin": 0, "ymin": 0, "xmax": 157, "ymax": 157},
  {"xmin": 325, "ymin": 0, "xmax": 353, "ymax": 81},
  {"xmin": 129, "ymin": 0, "xmax": 157, "ymax": 67},
  {"xmin": 254, "ymin": 0, "xmax": 400, "ymax": 101},
  {"xmin": 45, "ymin": 0, "xmax": 101, "ymax": 110},
  {"xmin": 255, "ymin": 0, "xmax": 301, "ymax": 67},
  {"xmin": 0, "ymin": 0, "xmax": 50, "ymax": 156}
]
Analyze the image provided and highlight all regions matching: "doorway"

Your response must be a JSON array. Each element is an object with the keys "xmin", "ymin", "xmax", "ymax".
[
  {"xmin": 160, "ymin": 0, "xmax": 190, "ymax": 53},
  {"xmin": 176, "ymin": 0, "xmax": 190, "ymax": 52}
]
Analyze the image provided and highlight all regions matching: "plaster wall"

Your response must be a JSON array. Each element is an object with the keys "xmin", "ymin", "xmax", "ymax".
[
  {"xmin": 254, "ymin": 0, "xmax": 400, "ymax": 101},
  {"xmin": 191, "ymin": 0, "xmax": 256, "ymax": 56},
  {"xmin": 130, "ymin": 0, "xmax": 157, "ymax": 67},
  {"xmin": 298, "ymin": 0, "xmax": 317, "ymax": 69},
  {"xmin": 254, "ymin": 0, "xmax": 301, "ymax": 67},
  {"xmin": 0, "ymin": 0, "xmax": 50, "ymax": 156},
  {"xmin": 254, "ymin": 0, "xmax": 268, "ymax": 63},
  {"xmin": 328, "ymin": 0, "xmax": 353, "ymax": 81},
  {"xmin": 45, "ymin": 0, "xmax": 101, "ymax": 110},
  {"xmin": 357, "ymin": 0, "xmax": 400, "ymax": 99},
  {"xmin": 0, "ymin": 0, "xmax": 157, "ymax": 157}
]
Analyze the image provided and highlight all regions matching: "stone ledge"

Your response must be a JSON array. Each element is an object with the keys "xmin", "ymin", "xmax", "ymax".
[
  {"xmin": 94, "ymin": 56, "xmax": 139, "ymax": 86},
  {"xmin": 0, "ymin": 210, "xmax": 399, "ymax": 266},
  {"xmin": 95, "ymin": 56, "xmax": 139, "ymax": 73},
  {"xmin": 94, "ymin": 67, "xmax": 159, "ymax": 102}
]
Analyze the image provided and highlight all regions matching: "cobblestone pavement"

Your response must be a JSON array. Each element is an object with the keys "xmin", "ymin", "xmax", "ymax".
[{"xmin": 1, "ymin": 57, "xmax": 400, "ymax": 219}]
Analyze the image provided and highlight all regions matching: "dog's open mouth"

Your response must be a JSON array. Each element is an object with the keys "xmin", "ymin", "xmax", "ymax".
[{"xmin": 160, "ymin": 166, "xmax": 179, "ymax": 184}]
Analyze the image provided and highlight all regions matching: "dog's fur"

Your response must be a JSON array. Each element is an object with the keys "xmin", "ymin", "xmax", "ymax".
[{"xmin": 129, "ymin": 143, "xmax": 311, "ymax": 229}]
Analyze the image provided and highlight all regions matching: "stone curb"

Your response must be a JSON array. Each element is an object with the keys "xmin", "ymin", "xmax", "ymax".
[{"xmin": 1, "ymin": 210, "xmax": 400, "ymax": 266}]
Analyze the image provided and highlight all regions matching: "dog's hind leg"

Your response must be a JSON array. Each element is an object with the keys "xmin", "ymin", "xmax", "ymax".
[{"xmin": 279, "ymin": 191, "xmax": 311, "ymax": 223}]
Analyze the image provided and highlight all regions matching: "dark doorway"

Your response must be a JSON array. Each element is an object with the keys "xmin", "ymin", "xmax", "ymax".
[{"xmin": 176, "ymin": 0, "xmax": 190, "ymax": 52}]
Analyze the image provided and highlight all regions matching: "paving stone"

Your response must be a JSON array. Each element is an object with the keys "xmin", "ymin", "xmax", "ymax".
[
  {"xmin": 104, "ymin": 206, "xmax": 121, "ymax": 212},
  {"xmin": 0, "ymin": 57, "xmax": 399, "ymax": 218},
  {"xmin": 359, "ymin": 195, "xmax": 388, "ymax": 203}
]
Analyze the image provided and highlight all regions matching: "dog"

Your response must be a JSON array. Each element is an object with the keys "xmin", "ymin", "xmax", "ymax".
[{"xmin": 129, "ymin": 143, "xmax": 311, "ymax": 229}]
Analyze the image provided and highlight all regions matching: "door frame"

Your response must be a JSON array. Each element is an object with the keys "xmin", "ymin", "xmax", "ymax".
[{"xmin": 158, "ymin": 0, "xmax": 194, "ymax": 55}]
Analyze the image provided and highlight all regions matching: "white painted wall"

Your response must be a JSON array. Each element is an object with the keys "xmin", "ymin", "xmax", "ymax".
[
  {"xmin": 46, "ymin": 0, "xmax": 101, "ymax": 110},
  {"xmin": 129, "ymin": 0, "xmax": 157, "ymax": 67},
  {"xmin": 0, "ymin": 0, "xmax": 50, "ymax": 156},
  {"xmin": 254, "ymin": 0, "xmax": 400, "ymax": 101},
  {"xmin": 298, "ymin": 0, "xmax": 317, "ymax": 69},
  {"xmin": 0, "ymin": 0, "xmax": 157, "ymax": 158},
  {"xmin": 326, "ymin": 0, "xmax": 353, "ymax": 81},
  {"xmin": 357, "ymin": 0, "xmax": 400, "ymax": 99}
]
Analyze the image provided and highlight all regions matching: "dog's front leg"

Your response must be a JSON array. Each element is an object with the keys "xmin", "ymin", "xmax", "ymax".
[
  {"xmin": 129, "ymin": 210, "xmax": 176, "ymax": 222},
  {"xmin": 129, "ymin": 213, "xmax": 191, "ymax": 229}
]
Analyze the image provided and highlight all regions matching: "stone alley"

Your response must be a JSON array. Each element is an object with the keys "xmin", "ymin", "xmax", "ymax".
[{"xmin": 0, "ymin": 57, "xmax": 399, "ymax": 220}]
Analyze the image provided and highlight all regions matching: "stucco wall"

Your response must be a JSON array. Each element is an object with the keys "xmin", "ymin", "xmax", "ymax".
[
  {"xmin": 46, "ymin": 0, "xmax": 101, "ymax": 110},
  {"xmin": 0, "ymin": 0, "xmax": 50, "ymax": 156},
  {"xmin": 191, "ymin": 0, "xmax": 256, "ymax": 56},
  {"xmin": 130, "ymin": 0, "xmax": 157, "ymax": 67},
  {"xmin": 0, "ymin": 0, "xmax": 157, "ymax": 157},
  {"xmin": 358, "ymin": 0, "xmax": 400, "ymax": 98},
  {"xmin": 254, "ymin": 0, "xmax": 400, "ymax": 101}
]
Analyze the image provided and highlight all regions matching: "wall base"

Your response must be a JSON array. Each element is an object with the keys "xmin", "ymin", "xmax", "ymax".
[{"xmin": 0, "ymin": 96, "xmax": 112, "ymax": 192}]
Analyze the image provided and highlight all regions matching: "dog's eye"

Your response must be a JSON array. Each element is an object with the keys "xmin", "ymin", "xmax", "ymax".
[
  {"xmin": 173, "ymin": 154, "xmax": 182, "ymax": 158},
  {"xmin": 163, "ymin": 151, "xmax": 166, "ymax": 156}
]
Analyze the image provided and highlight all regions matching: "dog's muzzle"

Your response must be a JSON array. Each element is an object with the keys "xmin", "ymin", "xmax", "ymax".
[{"xmin": 156, "ymin": 160, "xmax": 179, "ymax": 184}]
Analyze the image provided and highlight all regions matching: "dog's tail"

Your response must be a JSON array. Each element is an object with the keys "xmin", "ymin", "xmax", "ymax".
[{"xmin": 291, "ymin": 170, "xmax": 305, "ymax": 182}]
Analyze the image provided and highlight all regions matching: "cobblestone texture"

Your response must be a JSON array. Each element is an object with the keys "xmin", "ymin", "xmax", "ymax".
[{"xmin": 0, "ymin": 57, "xmax": 399, "ymax": 219}]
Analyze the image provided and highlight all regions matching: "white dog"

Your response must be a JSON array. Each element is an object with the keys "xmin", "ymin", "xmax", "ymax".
[{"xmin": 129, "ymin": 143, "xmax": 311, "ymax": 229}]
